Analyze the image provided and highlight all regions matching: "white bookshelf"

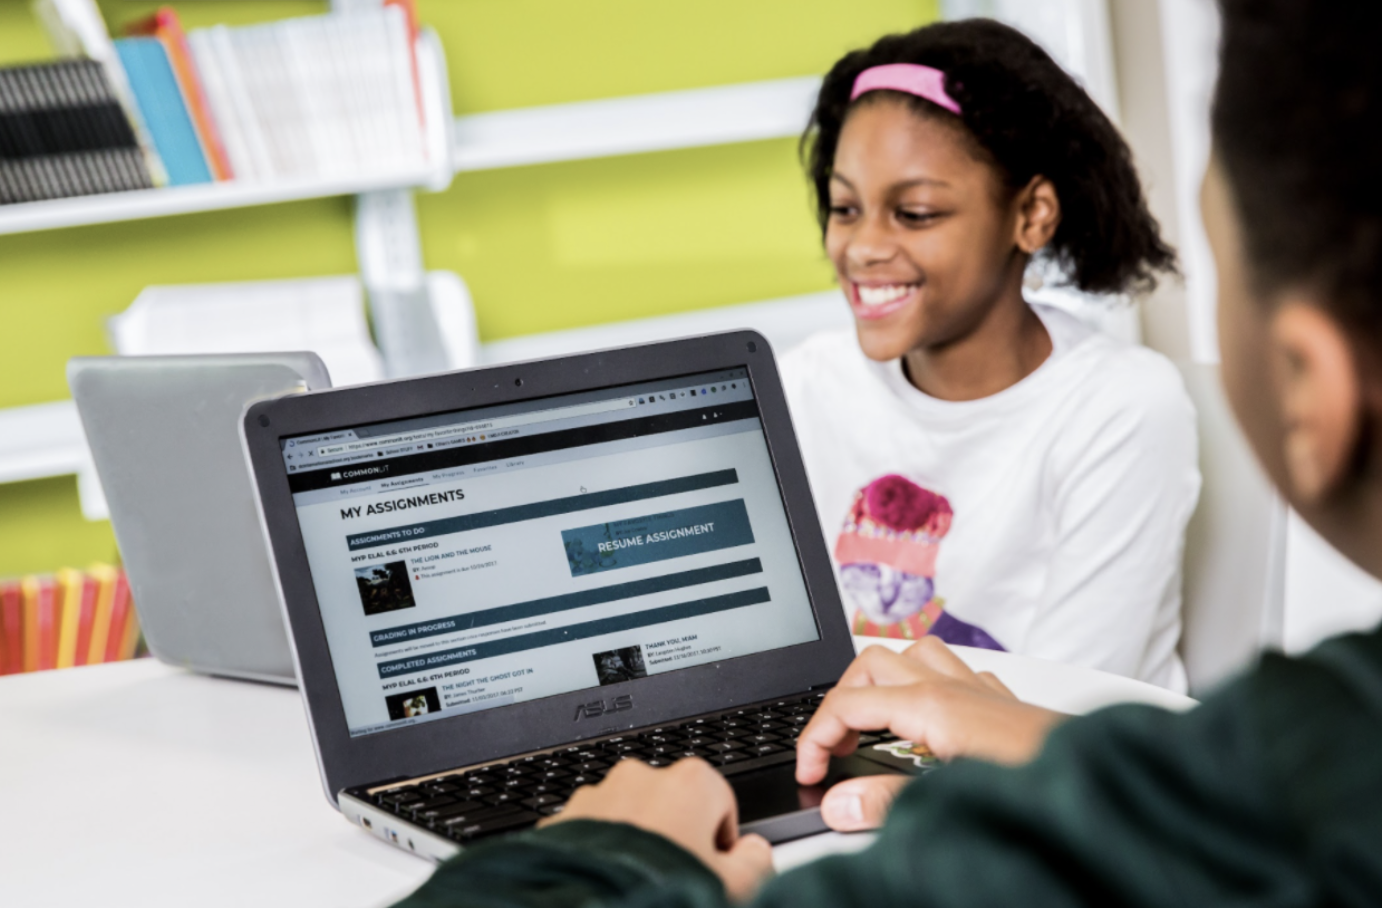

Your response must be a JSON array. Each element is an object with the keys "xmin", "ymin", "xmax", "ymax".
[
  {"xmin": 452, "ymin": 76, "xmax": 820, "ymax": 171},
  {"xmin": 0, "ymin": 27, "xmax": 454, "ymax": 236},
  {"xmin": 0, "ymin": 290, "xmax": 846, "ymax": 499},
  {"xmin": 0, "ymin": 168, "xmax": 442, "ymax": 235},
  {"xmin": 0, "ymin": 402, "xmax": 86, "ymax": 485},
  {"xmin": 0, "ymin": 68, "xmax": 825, "ymax": 489}
]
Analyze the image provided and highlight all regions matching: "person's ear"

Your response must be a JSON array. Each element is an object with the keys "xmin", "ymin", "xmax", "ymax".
[
  {"xmin": 1013, "ymin": 176, "xmax": 1060, "ymax": 254},
  {"xmin": 1269, "ymin": 300, "xmax": 1363, "ymax": 503}
]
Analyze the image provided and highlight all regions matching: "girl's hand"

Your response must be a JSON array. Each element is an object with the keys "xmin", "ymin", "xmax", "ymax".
[
  {"xmin": 796, "ymin": 637, "xmax": 1065, "ymax": 831},
  {"xmin": 540, "ymin": 757, "xmax": 774, "ymax": 902}
]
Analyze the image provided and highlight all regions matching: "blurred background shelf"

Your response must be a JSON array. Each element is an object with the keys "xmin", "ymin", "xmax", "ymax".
[
  {"xmin": 0, "ymin": 24, "xmax": 454, "ymax": 237},
  {"xmin": 0, "ymin": 168, "xmax": 445, "ymax": 236},
  {"xmin": 451, "ymin": 76, "xmax": 821, "ymax": 172},
  {"xmin": 0, "ymin": 402, "xmax": 85, "ymax": 485},
  {"xmin": 0, "ymin": 288, "xmax": 846, "ymax": 492}
]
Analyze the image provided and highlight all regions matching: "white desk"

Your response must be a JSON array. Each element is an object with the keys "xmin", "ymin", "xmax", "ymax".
[{"xmin": 1, "ymin": 641, "xmax": 1194, "ymax": 908}]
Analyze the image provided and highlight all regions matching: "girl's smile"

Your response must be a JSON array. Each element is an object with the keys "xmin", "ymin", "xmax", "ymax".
[{"xmin": 847, "ymin": 281, "xmax": 923, "ymax": 320}]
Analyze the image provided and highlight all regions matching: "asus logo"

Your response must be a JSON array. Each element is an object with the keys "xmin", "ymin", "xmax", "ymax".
[{"xmin": 574, "ymin": 695, "xmax": 633, "ymax": 720}]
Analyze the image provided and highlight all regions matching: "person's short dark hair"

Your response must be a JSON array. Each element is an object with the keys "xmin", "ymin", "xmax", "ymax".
[
  {"xmin": 1213, "ymin": 0, "xmax": 1382, "ymax": 328},
  {"xmin": 802, "ymin": 19, "xmax": 1177, "ymax": 296}
]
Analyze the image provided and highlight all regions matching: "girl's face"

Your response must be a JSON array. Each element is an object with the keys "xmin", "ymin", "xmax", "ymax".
[{"xmin": 826, "ymin": 98, "xmax": 1025, "ymax": 362}]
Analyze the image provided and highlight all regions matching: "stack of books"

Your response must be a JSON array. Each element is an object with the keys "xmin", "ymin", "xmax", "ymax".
[
  {"xmin": 2, "ymin": 0, "xmax": 428, "ymax": 205},
  {"xmin": 180, "ymin": 4, "xmax": 428, "ymax": 183},
  {"xmin": 0, "ymin": 565, "xmax": 143, "ymax": 674},
  {"xmin": 0, "ymin": 60, "xmax": 154, "ymax": 203}
]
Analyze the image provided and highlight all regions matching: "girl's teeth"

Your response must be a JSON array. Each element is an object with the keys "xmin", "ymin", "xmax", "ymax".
[{"xmin": 857, "ymin": 284, "xmax": 914, "ymax": 306}]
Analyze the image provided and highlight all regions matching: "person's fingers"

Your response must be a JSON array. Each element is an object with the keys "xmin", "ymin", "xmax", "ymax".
[
  {"xmin": 670, "ymin": 757, "xmax": 739, "ymax": 850},
  {"xmin": 836, "ymin": 644, "xmax": 930, "ymax": 689},
  {"xmin": 900, "ymin": 635, "xmax": 979, "ymax": 681},
  {"xmin": 604, "ymin": 756, "xmax": 653, "ymax": 782},
  {"xmin": 833, "ymin": 645, "xmax": 886, "ymax": 689},
  {"xmin": 538, "ymin": 757, "xmax": 656, "ymax": 827},
  {"xmin": 715, "ymin": 833, "xmax": 775, "ymax": 903},
  {"xmin": 819, "ymin": 774, "xmax": 912, "ymax": 832},
  {"xmin": 794, "ymin": 711, "xmax": 859, "ymax": 784},
  {"xmin": 796, "ymin": 685, "xmax": 928, "ymax": 784},
  {"xmin": 976, "ymin": 670, "xmax": 1015, "ymax": 698}
]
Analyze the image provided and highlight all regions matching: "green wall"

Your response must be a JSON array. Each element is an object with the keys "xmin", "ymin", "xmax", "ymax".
[{"xmin": 0, "ymin": 0, "xmax": 938, "ymax": 578}]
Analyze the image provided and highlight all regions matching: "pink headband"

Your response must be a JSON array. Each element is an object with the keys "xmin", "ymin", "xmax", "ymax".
[{"xmin": 850, "ymin": 63, "xmax": 962, "ymax": 115}]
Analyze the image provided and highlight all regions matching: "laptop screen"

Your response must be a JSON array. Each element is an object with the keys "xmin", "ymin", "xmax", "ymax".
[{"xmin": 282, "ymin": 368, "xmax": 821, "ymax": 737}]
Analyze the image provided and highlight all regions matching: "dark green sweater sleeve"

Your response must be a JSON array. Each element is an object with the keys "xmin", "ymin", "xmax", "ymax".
[{"xmin": 395, "ymin": 629, "xmax": 1382, "ymax": 908}]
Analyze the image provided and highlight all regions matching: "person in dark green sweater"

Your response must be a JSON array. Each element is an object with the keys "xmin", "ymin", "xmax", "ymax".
[{"xmin": 395, "ymin": 1, "xmax": 1382, "ymax": 903}]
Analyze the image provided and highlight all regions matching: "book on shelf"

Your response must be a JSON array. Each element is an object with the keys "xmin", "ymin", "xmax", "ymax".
[
  {"xmin": 106, "ymin": 570, "xmax": 137, "ymax": 663},
  {"xmin": 183, "ymin": 4, "xmax": 427, "ymax": 182},
  {"xmin": 125, "ymin": 7, "xmax": 234, "ymax": 181},
  {"xmin": 114, "ymin": 37, "xmax": 211, "ymax": 186},
  {"xmin": 27, "ymin": 575, "xmax": 57, "ymax": 672},
  {"xmin": 85, "ymin": 563, "xmax": 118, "ymax": 666},
  {"xmin": 0, "ymin": 59, "xmax": 155, "ymax": 204},
  {"xmin": 32, "ymin": 0, "xmax": 168, "ymax": 185},
  {"xmin": 6, "ymin": 0, "xmax": 434, "ymax": 208},
  {"xmin": 0, "ymin": 582, "xmax": 22, "ymax": 675},
  {"xmin": 0, "ymin": 565, "xmax": 142, "ymax": 675}
]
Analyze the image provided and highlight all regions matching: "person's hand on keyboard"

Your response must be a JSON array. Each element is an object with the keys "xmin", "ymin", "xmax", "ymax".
[
  {"xmin": 796, "ymin": 637, "xmax": 1066, "ymax": 832},
  {"xmin": 539, "ymin": 756, "xmax": 775, "ymax": 901}
]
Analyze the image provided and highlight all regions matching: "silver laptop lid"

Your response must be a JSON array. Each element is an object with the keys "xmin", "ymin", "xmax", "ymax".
[{"xmin": 68, "ymin": 353, "xmax": 331, "ymax": 685}]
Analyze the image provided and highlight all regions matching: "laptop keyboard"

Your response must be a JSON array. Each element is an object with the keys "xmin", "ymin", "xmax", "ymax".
[{"xmin": 356, "ymin": 691, "xmax": 899, "ymax": 845}]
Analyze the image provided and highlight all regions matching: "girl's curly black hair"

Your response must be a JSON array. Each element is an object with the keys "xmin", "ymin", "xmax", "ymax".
[{"xmin": 802, "ymin": 19, "xmax": 1177, "ymax": 296}]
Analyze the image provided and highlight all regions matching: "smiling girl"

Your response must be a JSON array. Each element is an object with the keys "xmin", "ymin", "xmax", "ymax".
[{"xmin": 782, "ymin": 20, "xmax": 1199, "ymax": 689}]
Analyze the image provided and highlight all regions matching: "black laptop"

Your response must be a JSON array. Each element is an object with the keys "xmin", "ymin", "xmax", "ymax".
[{"xmin": 241, "ymin": 331, "xmax": 920, "ymax": 862}]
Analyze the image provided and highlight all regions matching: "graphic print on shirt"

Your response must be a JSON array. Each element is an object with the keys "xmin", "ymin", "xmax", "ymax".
[{"xmin": 834, "ymin": 474, "xmax": 1004, "ymax": 651}]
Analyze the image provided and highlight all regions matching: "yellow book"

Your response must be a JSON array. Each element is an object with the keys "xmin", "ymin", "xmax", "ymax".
[
  {"xmin": 118, "ymin": 600, "xmax": 142, "ymax": 662},
  {"xmin": 54, "ymin": 568, "xmax": 84, "ymax": 669},
  {"xmin": 20, "ymin": 576, "xmax": 40, "ymax": 672},
  {"xmin": 86, "ymin": 564, "xmax": 119, "ymax": 666}
]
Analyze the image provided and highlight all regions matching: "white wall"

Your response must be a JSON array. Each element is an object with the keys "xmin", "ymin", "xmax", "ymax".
[
  {"xmin": 1128, "ymin": 0, "xmax": 1382, "ymax": 652},
  {"xmin": 941, "ymin": 0, "xmax": 1120, "ymax": 120},
  {"xmin": 1284, "ymin": 514, "xmax": 1382, "ymax": 652},
  {"xmin": 1153, "ymin": 0, "xmax": 1220, "ymax": 364},
  {"xmin": 956, "ymin": 0, "xmax": 1382, "ymax": 656}
]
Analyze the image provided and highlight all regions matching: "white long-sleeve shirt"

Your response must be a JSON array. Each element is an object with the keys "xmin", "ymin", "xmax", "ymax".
[{"xmin": 780, "ymin": 304, "xmax": 1200, "ymax": 691}]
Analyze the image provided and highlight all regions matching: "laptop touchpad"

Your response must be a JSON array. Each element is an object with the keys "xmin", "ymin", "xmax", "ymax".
[{"xmin": 734, "ymin": 755, "xmax": 904, "ymax": 843}]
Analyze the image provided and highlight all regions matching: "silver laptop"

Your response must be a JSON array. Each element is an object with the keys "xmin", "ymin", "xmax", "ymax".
[{"xmin": 68, "ymin": 353, "xmax": 331, "ymax": 685}]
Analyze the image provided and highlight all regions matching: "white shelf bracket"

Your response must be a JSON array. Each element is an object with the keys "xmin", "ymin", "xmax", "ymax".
[
  {"xmin": 353, "ymin": 188, "xmax": 449, "ymax": 377},
  {"xmin": 331, "ymin": 0, "xmax": 451, "ymax": 378}
]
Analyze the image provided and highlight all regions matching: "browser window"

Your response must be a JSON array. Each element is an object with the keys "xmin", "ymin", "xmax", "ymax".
[{"xmin": 283, "ymin": 368, "xmax": 820, "ymax": 737}]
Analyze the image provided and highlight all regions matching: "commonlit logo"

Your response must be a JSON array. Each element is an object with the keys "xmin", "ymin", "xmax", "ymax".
[{"xmin": 334, "ymin": 466, "xmax": 390, "ymax": 481}]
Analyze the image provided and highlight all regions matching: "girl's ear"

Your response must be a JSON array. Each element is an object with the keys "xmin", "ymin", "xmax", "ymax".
[
  {"xmin": 1013, "ymin": 176, "xmax": 1060, "ymax": 255},
  {"xmin": 1269, "ymin": 300, "xmax": 1364, "ymax": 504}
]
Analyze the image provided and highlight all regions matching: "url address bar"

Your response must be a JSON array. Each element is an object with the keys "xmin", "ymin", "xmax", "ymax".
[{"xmin": 316, "ymin": 396, "xmax": 637, "ymax": 457}]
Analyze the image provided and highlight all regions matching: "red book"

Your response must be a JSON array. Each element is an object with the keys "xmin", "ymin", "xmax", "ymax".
[
  {"xmin": 385, "ymin": 0, "xmax": 425, "ymax": 128},
  {"xmin": 0, "ymin": 581, "xmax": 20, "ymax": 675},
  {"xmin": 72, "ymin": 574, "xmax": 99, "ymax": 667},
  {"xmin": 126, "ymin": 7, "xmax": 234, "ymax": 180},
  {"xmin": 104, "ymin": 573, "xmax": 133, "ymax": 664},
  {"xmin": 33, "ymin": 576, "xmax": 59, "ymax": 671}
]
